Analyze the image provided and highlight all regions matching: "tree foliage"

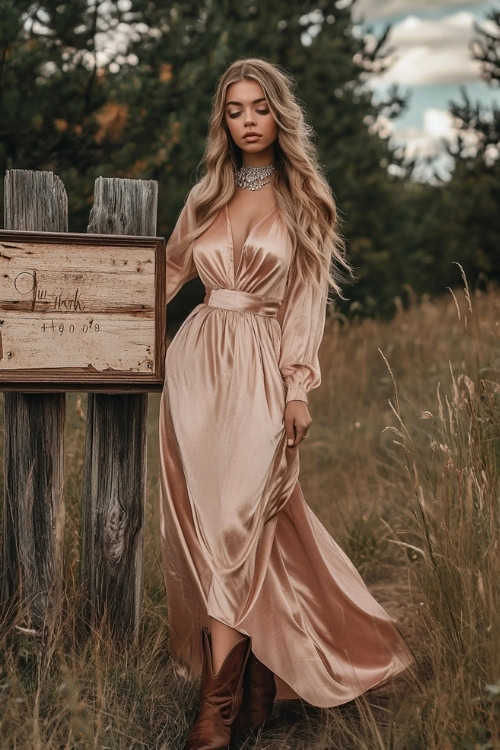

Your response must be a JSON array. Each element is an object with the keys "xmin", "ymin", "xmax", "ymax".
[{"xmin": 0, "ymin": 0, "xmax": 497, "ymax": 322}]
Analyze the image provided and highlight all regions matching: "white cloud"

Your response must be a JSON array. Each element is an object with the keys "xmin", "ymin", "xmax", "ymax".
[
  {"xmin": 354, "ymin": 3, "xmax": 498, "ymax": 178},
  {"xmin": 372, "ymin": 109, "xmax": 452, "ymax": 158},
  {"xmin": 353, "ymin": 0, "xmax": 489, "ymax": 22},
  {"xmin": 371, "ymin": 106, "xmax": 485, "ymax": 179},
  {"xmin": 423, "ymin": 107, "xmax": 455, "ymax": 139},
  {"xmin": 368, "ymin": 11, "xmax": 486, "ymax": 86}
]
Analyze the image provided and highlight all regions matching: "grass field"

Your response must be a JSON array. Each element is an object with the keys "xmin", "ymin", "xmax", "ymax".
[{"xmin": 1, "ymin": 276, "xmax": 499, "ymax": 749}]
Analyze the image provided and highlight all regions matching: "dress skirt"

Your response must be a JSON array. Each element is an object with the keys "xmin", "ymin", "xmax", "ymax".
[{"xmin": 158, "ymin": 286, "xmax": 416, "ymax": 708}]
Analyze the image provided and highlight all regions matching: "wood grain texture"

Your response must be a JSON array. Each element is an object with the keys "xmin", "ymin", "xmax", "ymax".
[
  {"xmin": 80, "ymin": 177, "xmax": 157, "ymax": 643},
  {"xmin": 1, "ymin": 169, "xmax": 66, "ymax": 632},
  {"xmin": 4, "ymin": 170, "xmax": 68, "ymax": 234},
  {"xmin": 0, "ymin": 235, "xmax": 155, "ymax": 373},
  {"xmin": 0, "ymin": 227, "xmax": 166, "ymax": 388},
  {"xmin": 88, "ymin": 177, "xmax": 158, "ymax": 237}
]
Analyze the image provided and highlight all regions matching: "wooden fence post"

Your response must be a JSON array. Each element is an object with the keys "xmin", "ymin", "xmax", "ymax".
[
  {"xmin": 80, "ymin": 177, "xmax": 158, "ymax": 644},
  {"xmin": 1, "ymin": 169, "xmax": 67, "ymax": 634}
]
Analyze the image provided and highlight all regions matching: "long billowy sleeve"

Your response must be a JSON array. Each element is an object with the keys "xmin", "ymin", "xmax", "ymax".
[
  {"xmin": 166, "ymin": 190, "xmax": 199, "ymax": 304},
  {"xmin": 277, "ymin": 258, "xmax": 329, "ymax": 404}
]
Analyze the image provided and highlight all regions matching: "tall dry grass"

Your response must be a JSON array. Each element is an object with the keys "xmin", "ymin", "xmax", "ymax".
[{"xmin": 0, "ymin": 274, "xmax": 498, "ymax": 749}]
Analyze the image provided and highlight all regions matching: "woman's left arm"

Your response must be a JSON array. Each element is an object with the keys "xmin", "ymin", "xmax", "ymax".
[{"xmin": 277, "ymin": 260, "xmax": 328, "ymax": 446}]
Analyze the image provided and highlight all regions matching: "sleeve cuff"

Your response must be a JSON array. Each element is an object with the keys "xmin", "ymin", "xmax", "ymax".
[{"xmin": 285, "ymin": 384, "xmax": 308, "ymax": 404}]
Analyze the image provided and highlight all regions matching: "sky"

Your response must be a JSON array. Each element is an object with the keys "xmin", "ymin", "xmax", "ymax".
[{"xmin": 351, "ymin": 0, "xmax": 499, "ymax": 180}]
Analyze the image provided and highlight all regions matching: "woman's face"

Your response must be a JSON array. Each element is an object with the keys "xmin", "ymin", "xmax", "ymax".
[{"xmin": 224, "ymin": 79, "xmax": 278, "ymax": 155}]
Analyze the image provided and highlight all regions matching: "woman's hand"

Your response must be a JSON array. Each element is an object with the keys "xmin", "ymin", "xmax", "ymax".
[{"xmin": 284, "ymin": 400, "xmax": 312, "ymax": 447}]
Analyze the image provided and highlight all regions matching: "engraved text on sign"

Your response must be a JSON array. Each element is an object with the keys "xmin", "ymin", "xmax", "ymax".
[{"xmin": 0, "ymin": 230, "xmax": 166, "ymax": 390}]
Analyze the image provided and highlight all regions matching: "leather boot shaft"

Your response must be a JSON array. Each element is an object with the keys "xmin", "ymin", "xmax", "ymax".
[
  {"xmin": 232, "ymin": 650, "xmax": 276, "ymax": 735},
  {"xmin": 183, "ymin": 626, "xmax": 251, "ymax": 749}
]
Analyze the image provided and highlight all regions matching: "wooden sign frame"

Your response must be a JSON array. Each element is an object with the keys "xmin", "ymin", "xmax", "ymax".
[{"xmin": 0, "ymin": 229, "xmax": 166, "ymax": 393}]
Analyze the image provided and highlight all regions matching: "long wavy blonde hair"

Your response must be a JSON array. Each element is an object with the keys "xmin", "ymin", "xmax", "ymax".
[{"xmin": 174, "ymin": 56, "xmax": 353, "ymax": 302}]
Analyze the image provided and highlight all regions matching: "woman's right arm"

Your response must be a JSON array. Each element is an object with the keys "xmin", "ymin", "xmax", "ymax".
[{"xmin": 166, "ymin": 189, "xmax": 199, "ymax": 304}]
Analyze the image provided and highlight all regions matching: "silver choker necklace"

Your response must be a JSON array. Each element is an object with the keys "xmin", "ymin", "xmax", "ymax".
[{"xmin": 236, "ymin": 164, "xmax": 275, "ymax": 191}]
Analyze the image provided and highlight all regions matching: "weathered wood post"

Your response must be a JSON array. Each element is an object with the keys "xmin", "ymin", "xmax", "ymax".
[
  {"xmin": 80, "ymin": 177, "xmax": 158, "ymax": 644},
  {"xmin": 1, "ymin": 169, "xmax": 67, "ymax": 633}
]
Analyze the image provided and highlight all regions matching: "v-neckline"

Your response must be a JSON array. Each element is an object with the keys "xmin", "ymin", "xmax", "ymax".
[{"xmin": 225, "ymin": 202, "xmax": 277, "ymax": 283}]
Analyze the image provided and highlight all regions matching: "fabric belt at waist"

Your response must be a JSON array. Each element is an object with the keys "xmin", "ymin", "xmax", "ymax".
[{"xmin": 203, "ymin": 288, "xmax": 282, "ymax": 318}]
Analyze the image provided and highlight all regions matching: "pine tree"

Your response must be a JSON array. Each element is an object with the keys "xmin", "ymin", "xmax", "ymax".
[
  {"xmin": 423, "ymin": 9, "xmax": 500, "ymax": 291},
  {"xmin": 0, "ymin": 0, "xmax": 127, "ymax": 223},
  {"xmin": 1, "ymin": 0, "xmax": 421, "ymax": 319}
]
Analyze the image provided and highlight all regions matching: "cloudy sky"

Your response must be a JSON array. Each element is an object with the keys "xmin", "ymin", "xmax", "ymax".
[{"xmin": 352, "ymin": 0, "xmax": 499, "ymax": 179}]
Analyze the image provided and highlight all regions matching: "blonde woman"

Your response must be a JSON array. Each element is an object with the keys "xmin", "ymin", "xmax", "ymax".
[{"xmin": 158, "ymin": 58, "xmax": 415, "ymax": 749}]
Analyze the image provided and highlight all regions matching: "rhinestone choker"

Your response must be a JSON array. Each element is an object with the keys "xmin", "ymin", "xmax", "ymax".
[{"xmin": 236, "ymin": 164, "xmax": 275, "ymax": 191}]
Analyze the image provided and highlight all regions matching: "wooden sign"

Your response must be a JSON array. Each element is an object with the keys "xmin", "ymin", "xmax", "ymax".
[{"xmin": 0, "ymin": 229, "xmax": 166, "ymax": 392}]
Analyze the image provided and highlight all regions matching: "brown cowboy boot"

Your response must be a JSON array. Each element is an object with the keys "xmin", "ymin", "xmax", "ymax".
[
  {"xmin": 183, "ymin": 626, "xmax": 251, "ymax": 750},
  {"xmin": 232, "ymin": 650, "xmax": 277, "ymax": 737}
]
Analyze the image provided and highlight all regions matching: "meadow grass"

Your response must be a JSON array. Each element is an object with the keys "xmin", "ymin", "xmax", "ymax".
[{"xmin": 0, "ymin": 276, "xmax": 498, "ymax": 749}]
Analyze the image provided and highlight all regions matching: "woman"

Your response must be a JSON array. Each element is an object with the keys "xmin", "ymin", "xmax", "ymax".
[{"xmin": 158, "ymin": 58, "xmax": 416, "ymax": 749}]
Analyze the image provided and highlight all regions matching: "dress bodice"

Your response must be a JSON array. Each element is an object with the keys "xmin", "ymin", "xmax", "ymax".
[
  {"xmin": 165, "ymin": 188, "xmax": 328, "ymax": 405},
  {"xmin": 192, "ymin": 204, "xmax": 293, "ymax": 298}
]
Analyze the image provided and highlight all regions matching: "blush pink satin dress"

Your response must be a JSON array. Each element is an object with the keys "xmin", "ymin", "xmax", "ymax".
[{"xmin": 158, "ymin": 189, "xmax": 415, "ymax": 707}]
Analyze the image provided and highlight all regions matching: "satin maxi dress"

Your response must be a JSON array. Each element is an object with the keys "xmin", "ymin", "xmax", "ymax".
[{"xmin": 158, "ymin": 188, "xmax": 415, "ymax": 707}]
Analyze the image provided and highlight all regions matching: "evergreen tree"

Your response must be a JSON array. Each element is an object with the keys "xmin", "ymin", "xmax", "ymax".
[
  {"xmin": 4, "ymin": 0, "xmax": 455, "ymax": 320},
  {"xmin": 418, "ymin": 8, "xmax": 500, "ymax": 293},
  {"xmin": 0, "ymin": 0, "xmax": 127, "ymax": 223}
]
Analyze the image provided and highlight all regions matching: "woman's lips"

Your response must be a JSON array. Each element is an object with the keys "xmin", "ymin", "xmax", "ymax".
[{"xmin": 243, "ymin": 134, "xmax": 260, "ymax": 141}]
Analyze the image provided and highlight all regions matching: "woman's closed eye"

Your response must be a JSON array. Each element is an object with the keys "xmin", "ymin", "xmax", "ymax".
[{"xmin": 229, "ymin": 109, "xmax": 269, "ymax": 118}]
